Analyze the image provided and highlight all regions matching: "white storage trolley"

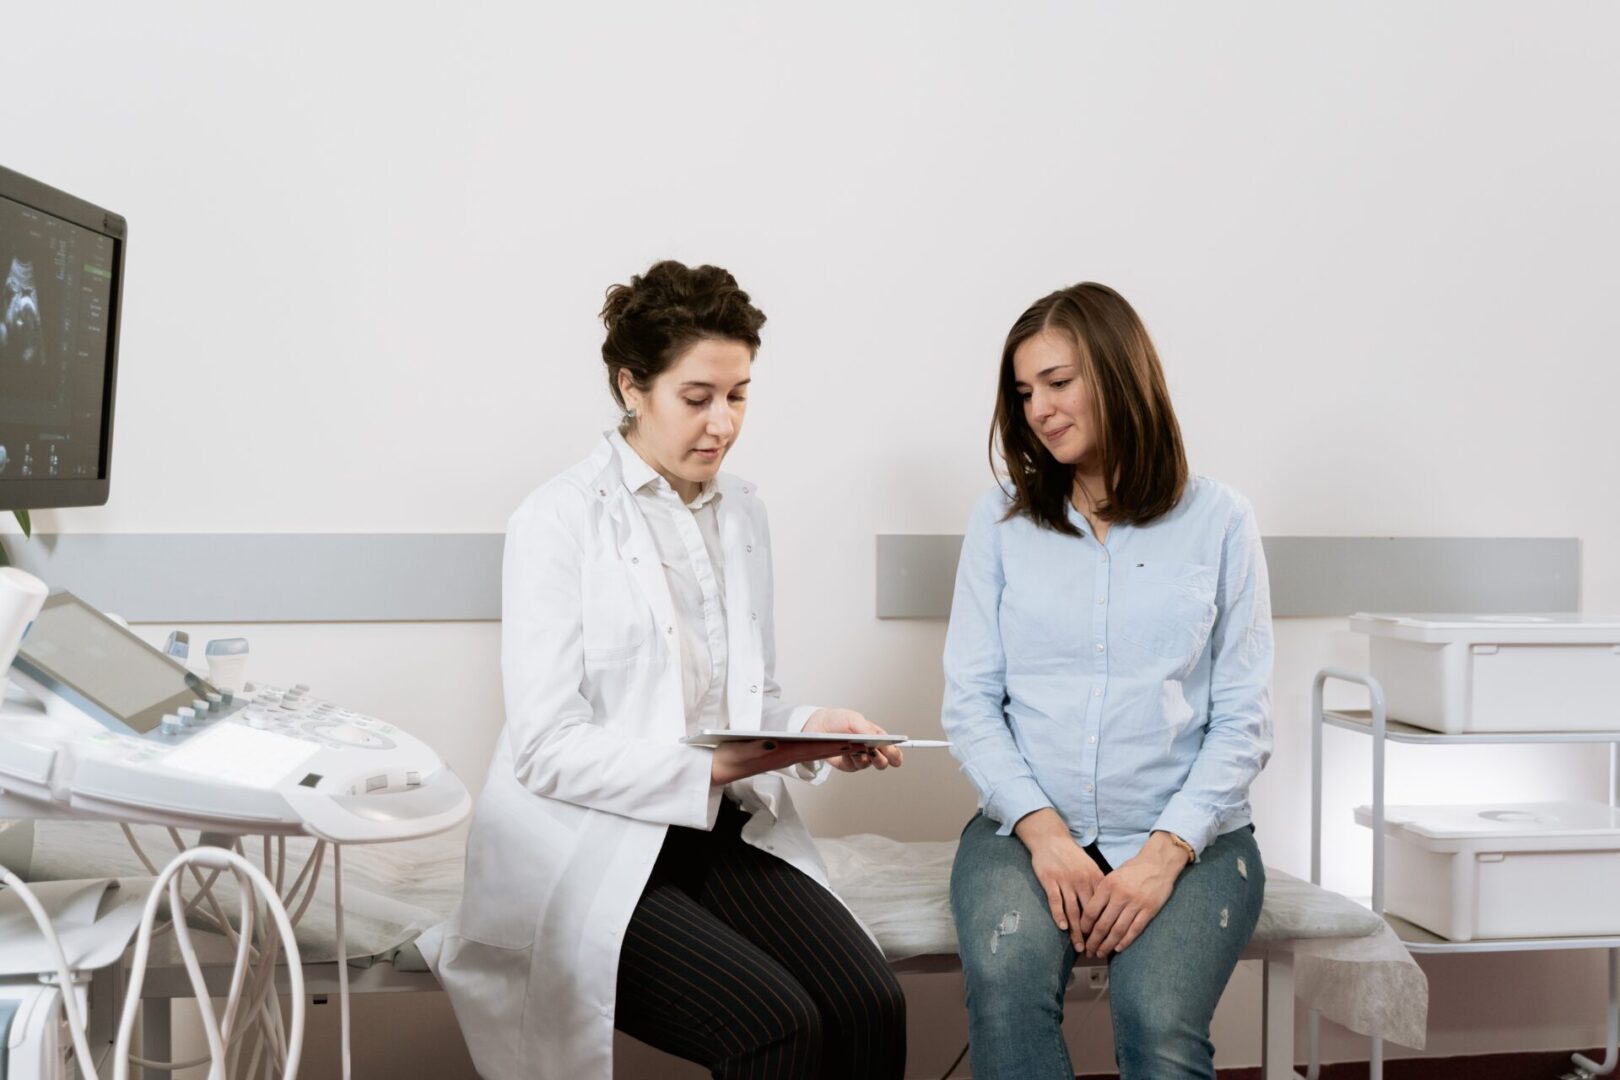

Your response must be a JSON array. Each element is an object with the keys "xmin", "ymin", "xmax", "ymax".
[{"xmin": 1313, "ymin": 612, "xmax": 1620, "ymax": 1080}]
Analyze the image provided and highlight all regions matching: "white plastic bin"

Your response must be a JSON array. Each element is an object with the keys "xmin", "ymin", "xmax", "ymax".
[
  {"xmin": 1349, "ymin": 613, "xmax": 1620, "ymax": 733},
  {"xmin": 1354, "ymin": 801, "xmax": 1620, "ymax": 941}
]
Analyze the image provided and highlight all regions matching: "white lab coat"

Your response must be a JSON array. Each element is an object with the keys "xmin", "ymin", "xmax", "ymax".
[{"xmin": 419, "ymin": 434, "xmax": 833, "ymax": 1080}]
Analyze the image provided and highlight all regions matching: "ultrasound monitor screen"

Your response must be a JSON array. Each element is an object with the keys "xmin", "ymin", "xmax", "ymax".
[
  {"xmin": 0, "ymin": 189, "xmax": 117, "ymax": 487},
  {"xmin": 15, "ymin": 593, "xmax": 208, "ymax": 735}
]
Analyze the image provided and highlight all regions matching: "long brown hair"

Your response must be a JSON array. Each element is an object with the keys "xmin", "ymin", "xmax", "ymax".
[{"xmin": 991, "ymin": 282, "xmax": 1187, "ymax": 536}]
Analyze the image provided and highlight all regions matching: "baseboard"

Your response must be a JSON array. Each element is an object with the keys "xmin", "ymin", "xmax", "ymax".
[{"xmin": 1077, "ymin": 1048, "xmax": 1603, "ymax": 1079}]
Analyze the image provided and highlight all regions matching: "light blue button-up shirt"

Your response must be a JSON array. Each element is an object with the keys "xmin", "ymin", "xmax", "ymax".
[{"xmin": 941, "ymin": 476, "xmax": 1273, "ymax": 868}]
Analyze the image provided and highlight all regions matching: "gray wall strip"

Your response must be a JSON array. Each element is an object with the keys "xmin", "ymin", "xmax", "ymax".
[
  {"xmin": 2, "ymin": 533, "xmax": 1581, "ymax": 623},
  {"xmin": 1262, "ymin": 537, "xmax": 1579, "ymax": 617},
  {"xmin": 876, "ymin": 535, "xmax": 1580, "ymax": 619},
  {"xmin": 8, "ymin": 535, "xmax": 504, "ymax": 623},
  {"xmin": 876, "ymin": 535, "xmax": 966, "ymax": 619}
]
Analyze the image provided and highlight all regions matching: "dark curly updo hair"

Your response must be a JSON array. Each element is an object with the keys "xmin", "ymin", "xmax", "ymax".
[{"xmin": 600, "ymin": 260, "xmax": 767, "ymax": 420}]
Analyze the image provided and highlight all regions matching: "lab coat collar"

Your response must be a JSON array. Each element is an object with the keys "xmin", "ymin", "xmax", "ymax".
[{"xmin": 597, "ymin": 429, "xmax": 751, "ymax": 506}]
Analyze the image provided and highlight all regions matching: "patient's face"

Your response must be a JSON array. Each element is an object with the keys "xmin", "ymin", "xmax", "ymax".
[
  {"xmin": 621, "ymin": 338, "xmax": 752, "ymax": 503},
  {"xmin": 1013, "ymin": 328, "xmax": 1096, "ymax": 469}
]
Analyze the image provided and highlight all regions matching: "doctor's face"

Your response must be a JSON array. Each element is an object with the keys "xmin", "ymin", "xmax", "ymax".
[
  {"xmin": 1013, "ymin": 327, "xmax": 1097, "ymax": 469},
  {"xmin": 621, "ymin": 338, "xmax": 752, "ymax": 501}
]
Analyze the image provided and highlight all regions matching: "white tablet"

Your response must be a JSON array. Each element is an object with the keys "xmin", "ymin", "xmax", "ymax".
[{"xmin": 680, "ymin": 729, "xmax": 909, "ymax": 748}]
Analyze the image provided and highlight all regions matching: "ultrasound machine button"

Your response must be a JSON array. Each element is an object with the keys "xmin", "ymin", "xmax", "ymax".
[
  {"xmin": 337, "ymin": 725, "xmax": 392, "ymax": 749},
  {"xmin": 177, "ymin": 706, "xmax": 198, "ymax": 726},
  {"xmin": 205, "ymin": 692, "xmax": 224, "ymax": 708},
  {"xmin": 160, "ymin": 714, "xmax": 185, "ymax": 735}
]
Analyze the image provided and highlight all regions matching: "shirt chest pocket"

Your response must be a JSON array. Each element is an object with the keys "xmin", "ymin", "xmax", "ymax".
[
  {"xmin": 579, "ymin": 560, "xmax": 653, "ymax": 663},
  {"xmin": 1118, "ymin": 560, "xmax": 1219, "ymax": 666}
]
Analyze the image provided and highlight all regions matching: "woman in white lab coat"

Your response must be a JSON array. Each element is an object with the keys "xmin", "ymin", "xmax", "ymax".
[{"xmin": 423, "ymin": 260, "xmax": 907, "ymax": 1080}]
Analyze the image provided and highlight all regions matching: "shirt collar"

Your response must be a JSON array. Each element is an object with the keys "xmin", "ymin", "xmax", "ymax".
[{"xmin": 608, "ymin": 429, "xmax": 720, "ymax": 509}]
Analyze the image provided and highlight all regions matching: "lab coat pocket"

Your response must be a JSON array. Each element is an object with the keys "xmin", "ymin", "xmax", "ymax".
[
  {"xmin": 579, "ymin": 560, "xmax": 651, "ymax": 663},
  {"xmin": 1118, "ymin": 560, "xmax": 1218, "ymax": 667}
]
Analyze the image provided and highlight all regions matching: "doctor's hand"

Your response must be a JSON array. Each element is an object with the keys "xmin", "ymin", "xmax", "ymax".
[
  {"xmin": 1078, "ymin": 831, "xmax": 1188, "ymax": 958},
  {"xmin": 1014, "ymin": 808, "xmax": 1106, "ymax": 950},
  {"xmin": 803, "ymin": 708, "xmax": 904, "ymax": 772}
]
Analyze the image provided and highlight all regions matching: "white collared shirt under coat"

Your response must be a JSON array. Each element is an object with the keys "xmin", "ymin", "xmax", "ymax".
[
  {"xmin": 613, "ymin": 429, "xmax": 731, "ymax": 733},
  {"xmin": 418, "ymin": 432, "xmax": 830, "ymax": 1080}
]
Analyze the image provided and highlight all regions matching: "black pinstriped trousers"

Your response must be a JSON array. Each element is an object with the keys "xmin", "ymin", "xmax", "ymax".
[{"xmin": 614, "ymin": 799, "xmax": 907, "ymax": 1080}]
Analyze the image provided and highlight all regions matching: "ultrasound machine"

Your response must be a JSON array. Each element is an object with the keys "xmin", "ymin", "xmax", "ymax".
[{"xmin": 0, "ymin": 164, "xmax": 470, "ymax": 1080}]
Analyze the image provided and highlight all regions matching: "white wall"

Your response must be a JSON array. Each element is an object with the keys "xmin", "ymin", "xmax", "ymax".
[{"xmin": 10, "ymin": 2, "xmax": 1620, "ymax": 1075}]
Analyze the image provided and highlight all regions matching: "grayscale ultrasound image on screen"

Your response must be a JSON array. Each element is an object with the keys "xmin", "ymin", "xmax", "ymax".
[{"xmin": 0, "ymin": 192, "xmax": 115, "ymax": 482}]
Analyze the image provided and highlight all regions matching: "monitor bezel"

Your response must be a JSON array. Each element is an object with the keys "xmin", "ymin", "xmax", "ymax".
[{"xmin": 0, "ymin": 163, "xmax": 126, "ymax": 511}]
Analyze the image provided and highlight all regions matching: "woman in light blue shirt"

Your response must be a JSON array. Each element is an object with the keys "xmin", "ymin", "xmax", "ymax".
[{"xmin": 943, "ymin": 282, "xmax": 1273, "ymax": 1080}]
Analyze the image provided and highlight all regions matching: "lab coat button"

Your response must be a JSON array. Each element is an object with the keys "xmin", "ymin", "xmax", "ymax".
[
  {"xmin": 667, "ymin": 626, "xmax": 674, "ymax": 635},
  {"xmin": 750, "ymin": 685, "xmax": 759, "ymax": 694},
  {"xmin": 746, "ymin": 545, "xmax": 753, "ymax": 553},
  {"xmin": 631, "ymin": 556, "xmax": 639, "ymax": 564}
]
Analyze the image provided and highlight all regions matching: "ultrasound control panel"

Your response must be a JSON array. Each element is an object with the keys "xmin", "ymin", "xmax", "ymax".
[
  {"xmin": 237, "ymin": 684, "xmax": 399, "ymax": 752},
  {"xmin": 0, "ymin": 592, "xmax": 470, "ymax": 843}
]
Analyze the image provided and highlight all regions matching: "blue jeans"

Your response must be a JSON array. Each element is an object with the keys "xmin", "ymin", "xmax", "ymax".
[{"xmin": 950, "ymin": 813, "xmax": 1264, "ymax": 1080}]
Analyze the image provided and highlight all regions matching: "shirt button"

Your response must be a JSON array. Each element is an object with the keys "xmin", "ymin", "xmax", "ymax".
[
  {"xmin": 1096, "ymin": 596, "xmax": 1105, "ymax": 605},
  {"xmin": 1084, "ymin": 782, "xmax": 1094, "ymax": 793},
  {"xmin": 1100, "ymin": 552, "xmax": 1109, "ymax": 561},
  {"xmin": 1094, "ymin": 643, "xmax": 1104, "ymax": 654},
  {"xmin": 1093, "ymin": 688, "xmax": 1102, "ymax": 698},
  {"xmin": 1088, "ymin": 734, "xmax": 1097, "ymax": 744}
]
